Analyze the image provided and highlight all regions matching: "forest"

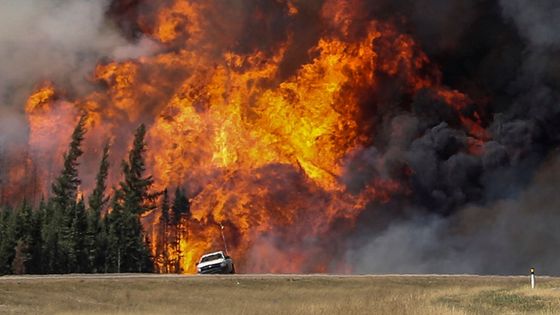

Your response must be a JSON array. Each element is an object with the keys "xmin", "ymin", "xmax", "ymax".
[{"xmin": 0, "ymin": 114, "xmax": 190, "ymax": 275}]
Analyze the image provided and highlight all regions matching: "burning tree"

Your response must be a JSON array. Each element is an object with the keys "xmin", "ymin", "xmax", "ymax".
[
  {"xmin": 42, "ymin": 114, "xmax": 88, "ymax": 273},
  {"xmin": 0, "ymin": 1, "xmax": 486, "ymax": 274},
  {"xmin": 106, "ymin": 124, "xmax": 156, "ymax": 273},
  {"xmin": 1, "ymin": 0, "xmax": 560, "ymax": 275}
]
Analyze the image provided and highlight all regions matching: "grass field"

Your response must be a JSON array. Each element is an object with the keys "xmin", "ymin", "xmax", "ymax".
[{"xmin": 0, "ymin": 274, "xmax": 559, "ymax": 314}]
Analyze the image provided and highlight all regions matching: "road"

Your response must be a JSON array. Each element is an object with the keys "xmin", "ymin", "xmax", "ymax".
[{"xmin": 0, "ymin": 273, "xmax": 543, "ymax": 281}]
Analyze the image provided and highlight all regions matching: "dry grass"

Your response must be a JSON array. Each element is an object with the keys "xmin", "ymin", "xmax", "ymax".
[{"xmin": 0, "ymin": 274, "xmax": 559, "ymax": 315}]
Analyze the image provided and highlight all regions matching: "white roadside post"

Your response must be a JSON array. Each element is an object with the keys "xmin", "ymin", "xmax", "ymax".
[{"xmin": 530, "ymin": 267, "xmax": 535, "ymax": 289}]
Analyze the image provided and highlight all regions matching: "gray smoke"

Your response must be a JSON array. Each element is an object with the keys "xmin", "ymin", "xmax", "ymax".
[
  {"xmin": 349, "ymin": 153, "xmax": 560, "ymax": 275},
  {"xmin": 0, "ymin": 0, "xmax": 158, "ymax": 146},
  {"xmin": 500, "ymin": 0, "xmax": 560, "ymax": 48},
  {"xmin": 345, "ymin": 0, "xmax": 560, "ymax": 275},
  {"xmin": 1, "ymin": 0, "xmax": 559, "ymax": 274}
]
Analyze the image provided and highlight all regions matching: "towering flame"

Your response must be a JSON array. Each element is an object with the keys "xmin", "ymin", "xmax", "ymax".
[{"xmin": 16, "ymin": 0, "xmax": 487, "ymax": 273}]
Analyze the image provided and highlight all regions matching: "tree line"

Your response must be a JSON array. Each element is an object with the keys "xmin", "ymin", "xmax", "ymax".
[{"xmin": 0, "ymin": 115, "xmax": 191, "ymax": 275}]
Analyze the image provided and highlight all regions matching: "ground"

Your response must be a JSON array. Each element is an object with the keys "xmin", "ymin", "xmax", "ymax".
[{"xmin": 0, "ymin": 274, "xmax": 559, "ymax": 314}]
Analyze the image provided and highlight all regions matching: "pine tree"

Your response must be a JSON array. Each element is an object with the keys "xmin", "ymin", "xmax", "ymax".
[
  {"xmin": 171, "ymin": 187, "xmax": 190, "ymax": 225},
  {"xmin": 0, "ymin": 206, "xmax": 15, "ymax": 275},
  {"xmin": 16, "ymin": 200, "xmax": 37, "ymax": 274},
  {"xmin": 120, "ymin": 124, "xmax": 158, "ymax": 215},
  {"xmin": 0, "ymin": 201, "xmax": 35, "ymax": 275},
  {"xmin": 16, "ymin": 200, "xmax": 33, "ymax": 240},
  {"xmin": 106, "ymin": 190, "xmax": 124, "ymax": 273},
  {"xmin": 86, "ymin": 142, "xmax": 111, "ymax": 273},
  {"xmin": 69, "ymin": 198, "xmax": 88, "ymax": 273},
  {"xmin": 89, "ymin": 142, "xmax": 111, "ymax": 215},
  {"xmin": 47, "ymin": 114, "xmax": 88, "ymax": 273},
  {"xmin": 85, "ymin": 207, "xmax": 106, "ymax": 273},
  {"xmin": 106, "ymin": 125, "xmax": 156, "ymax": 273},
  {"xmin": 11, "ymin": 240, "xmax": 30, "ymax": 275},
  {"xmin": 51, "ymin": 114, "xmax": 87, "ymax": 213},
  {"xmin": 158, "ymin": 189, "xmax": 170, "ymax": 273},
  {"xmin": 27, "ymin": 198, "xmax": 45, "ymax": 274},
  {"xmin": 100, "ymin": 214, "xmax": 111, "ymax": 273},
  {"xmin": 41, "ymin": 200, "xmax": 61, "ymax": 273},
  {"xmin": 170, "ymin": 187, "xmax": 190, "ymax": 273},
  {"xmin": 107, "ymin": 190, "xmax": 152, "ymax": 273}
]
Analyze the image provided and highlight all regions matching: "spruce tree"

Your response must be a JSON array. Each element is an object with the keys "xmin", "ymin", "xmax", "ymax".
[
  {"xmin": 171, "ymin": 187, "xmax": 190, "ymax": 225},
  {"xmin": 86, "ymin": 142, "xmax": 111, "ymax": 273},
  {"xmin": 4, "ymin": 201, "xmax": 31, "ymax": 274},
  {"xmin": 27, "ymin": 198, "xmax": 45, "ymax": 274},
  {"xmin": 107, "ymin": 189, "xmax": 152, "ymax": 273},
  {"xmin": 15, "ymin": 200, "xmax": 37, "ymax": 274},
  {"xmin": 100, "ymin": 214, "xmax": 111, "ymax": 273},
  {"xmin": 89, "ymin": 142, "xmax": 111, "ymax": 215},
  {"xmin": 158, "ymin": 189, "xmax": 170, "ymax": 273},
  {"xmin": 0, "ymin": 207, "xmax": 15, "ymax": 275},
  {"xmin": 69, "ymin": 198, "xmax": 88, "ymax": 273},
  {"xmin": 121, "ymin": 124, "xmax": 158, "ymax": 215},
  {"xmin": 51, "ymin": 114, "xmax": 87, "ymax": 212},
  {"xmin": 47, "ymin": 113, "xmax": 88, "ymax": 273},
  {"xmin": 11, "ymin": 240, "xmax": 30, "ymax": 275},
  {"xmin": 41, "ymin": 200, "xmax": 61, "ymax": 273},
  {"xmin": 16, "ymin": 200, "xmax": 33, "ymax": 241},
  {"xmin": 170, "ymin": 187, "xmax": 190, "ymax": 273},
  {"xmin": 106, "ymin": 125, "xmax": 155, "ymax": 273}
]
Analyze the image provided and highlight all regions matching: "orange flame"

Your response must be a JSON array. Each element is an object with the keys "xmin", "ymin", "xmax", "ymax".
[{"xmin": 20, "ymin": 0, "xmax": 488, "ymax": 273}]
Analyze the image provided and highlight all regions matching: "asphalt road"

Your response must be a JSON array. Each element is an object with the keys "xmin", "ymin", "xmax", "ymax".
[{"xmin": 0, "ymin": 273, "xmax": 542, "ymax": 281}]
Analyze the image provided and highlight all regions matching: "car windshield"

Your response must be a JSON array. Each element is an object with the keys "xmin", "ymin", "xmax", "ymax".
[{"xmin": 200, "ymin": 253, "xmax": 223, "ymax": 263}]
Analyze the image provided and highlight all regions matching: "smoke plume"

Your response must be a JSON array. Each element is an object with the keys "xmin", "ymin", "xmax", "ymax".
[
  {"xmin": 345, "ymin": 0, "xmax": 560, "ymax": 275},
  {"xmin": 1, "ymin": 0, "xmax": 560, "ymax": 274},
  {"xmin": 0, "ymin": 0, "xmax": 157, "ymax": 144},
  {"xmin": 349, "ymin": 153, "xmax": 560, "ymax": 275}
]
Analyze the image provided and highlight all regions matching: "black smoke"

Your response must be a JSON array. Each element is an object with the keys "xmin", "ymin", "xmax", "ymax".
[
  {"xmin": 343, "ymin": 0, "xmax": 560, "ymax": 274},
  {"xmin": 2, "ymin": 0, "xmax": 560, "ymax": 274}
]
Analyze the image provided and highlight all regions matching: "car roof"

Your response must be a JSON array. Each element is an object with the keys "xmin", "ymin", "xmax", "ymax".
[{"xmin": 201, "ymin": 251, "xmax": 224, "ymax": 258}]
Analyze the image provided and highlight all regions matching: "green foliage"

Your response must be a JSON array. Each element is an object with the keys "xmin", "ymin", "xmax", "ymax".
[
  {"xmin": 51, "ymin": 114, "xmax": 87, "ymax": 212},
  {"xmin": 45, "ymin": 114, "xmax": 88, "ymax": 273},
  {"xmin": 11, "ymin": 240, "xmax": 30, "ymax": 274},
  {"xmin": 69, "ymin": 198, "xmax": 88, "ymax": 273},
  {"xmin": 85, "ymin": 202, "xmax": 107, "ymax": 273},
  {"xmin": 120, "ymin": 124, "xmax": 158, "ymax": 215},
  {"xmin": 0, "ymin": 122, "xmax": 164, "ymax": 275},
  {"xmin": 86, "ymin": 142, "xmax": 111, "ymax": 273},
  {"xmin": 106, "ymin": 191, "xmax": 152, "ymax": 273},
  {"xmin": 89, "ymin": 142, "xmax": 111, "ymax": 216},
  {"xmin": 0, "ymin": 207, "xmax": 15, "ymax": 275},
  {"xmin": 27, "ymin": 199, "xmax": 45, "ymax": 274},
  {"xmin": 0, "ymin": 201, "xmax": 45, "ymax": 275},
  {"xmin": 106, "ymin": 125, "xmax": 156, "ymax": 273}
]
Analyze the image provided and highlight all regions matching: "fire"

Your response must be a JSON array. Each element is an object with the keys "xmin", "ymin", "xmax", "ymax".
[
  {"xmin": 16, "ymin": 0, "xmax": 488, "ymax": 273},
  {"xmin": 23, "ymin": 84, "xmax": 81, "ymax": 195}
]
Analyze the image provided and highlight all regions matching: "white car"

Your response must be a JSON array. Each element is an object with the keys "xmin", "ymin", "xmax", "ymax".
[{"xmin": 197, "ymin": 251, "xmax": 235, "ymax": 274}]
